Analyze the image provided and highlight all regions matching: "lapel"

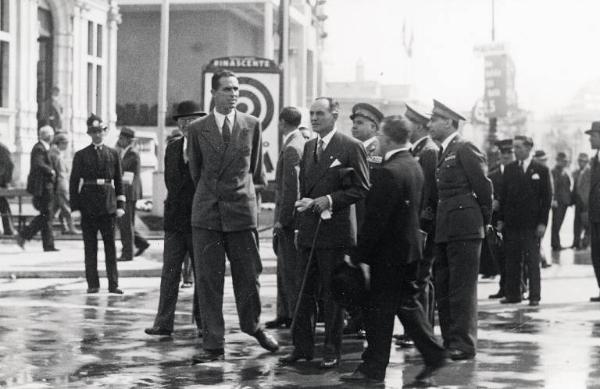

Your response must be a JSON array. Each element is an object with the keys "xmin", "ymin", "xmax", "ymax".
[
  {"xmin": 305, "ymin": 132, "xmax": 340, "ymax": 194},
  {"xmin": 437, "ymin": 134, "xmax": 459, "ymax": 166},
  {"xmin": 199, "ymin": 113, "xmax": 225, "ymax": 153},
  {"xmin": 411, "ymin": 137, "xmax": 426, "ymax": 157}
]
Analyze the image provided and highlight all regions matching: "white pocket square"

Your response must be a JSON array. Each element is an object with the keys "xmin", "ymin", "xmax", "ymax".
[
  {"xmin": 329, "ymin": 159, "xmax": 342, "ymax": 168},
  {"xmin": 531, "ymin": 173, "xmax": 540, "ymax": 180}
]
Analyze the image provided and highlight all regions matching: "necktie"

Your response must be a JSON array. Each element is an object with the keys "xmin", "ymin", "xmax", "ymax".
[
  {"xmin": 183, "ymin": 142, "xmax": 188, "ymax": 164},
  {"xmin": 315, "ymin": 139, "xmax": 325, "ymax": 162},
  {"xmin": 95, "ymin": 145, "xmax": 102, "ymax": 159},
  {"xmin": 222, "ymin": 117, "xmax": 231, "ymax": 145},
  {"xmin": 438, "ymin": 146, "xmax": 443, "ymax": 161}
]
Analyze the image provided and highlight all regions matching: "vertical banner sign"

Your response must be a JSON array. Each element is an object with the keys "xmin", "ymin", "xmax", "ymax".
[
  {"xmin": 484, "ymin": 54, "xmax": 508, "ymax": 117},
  {"xmin": 202, "ymin": 57, "xmax": 282, "ymax": 181}
]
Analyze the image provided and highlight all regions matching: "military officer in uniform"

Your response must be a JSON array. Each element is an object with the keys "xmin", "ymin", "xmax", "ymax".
[
  {"xmin": 585, "ymin": 122, "xmax": 600, "ymax": 301},
  {"xmin": 429, "ymin": 100, "xmax": 492, "ymax": 361},
  {"xmin": 70, "ymin": 114, "xmax": 126, "ymax": 294}
]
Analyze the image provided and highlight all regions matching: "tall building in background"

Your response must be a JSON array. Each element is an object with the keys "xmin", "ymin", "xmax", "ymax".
[{"xmin": 0, "ymin": 0, "xmax": 121, "ymax": 184}]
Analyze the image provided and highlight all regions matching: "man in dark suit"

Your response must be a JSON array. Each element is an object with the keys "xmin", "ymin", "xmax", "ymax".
[
  {"xmin": 341, "ymin": 115, "xmax": 446, "ymax": 386},
  {"xmin": 266, "ymin": 107, "xmax": 305, "ymax": 329},
  {"xmin": 70, "ymin": 114, "xmax": 126, "ymax": 294},
  {"xmin": 572, "ymin": 153, "xmax": 590, "ymax": 250},
  {"xmin": 279, "ymin": 97, "xmax": 369, "ymax": 368},
  {"xmin": 585, "ymin": 123, "xmax": 600, "ymax": 302},
  {"xmin": 487, "ymin": 139, "xmax": 515, "ymax": 299},
  {"xmin": 429, "ymin": 100, "xmax": 492, "ymax": 361},
  {"xmin": 17, "ymin": 125, "xmax": 58, "ymax": 251},
  {"xmin": 550, "ymin": 152, "xmax": 572, "ymax": 251},
  {"xmin": 497, "ymin": 135, "xmax": 552, "ymax": 306},
  {"xmin": 116, "ymin": 127, "xmax": 149, "ymax": 261},
  {"xmin": 0, "ymin": 141, "xmax": 15, "ymax": 235},
  {"xmin": 145, "ymin": 101, "xmax": 206, "ymax": 336},
  {"xmin": 187, "ymin": 70, "xmax": 278, "ymax": 362}
]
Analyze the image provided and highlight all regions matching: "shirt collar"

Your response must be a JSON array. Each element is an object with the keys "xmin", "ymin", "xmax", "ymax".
[
  {"xmin": 283, "ymin": 129, "xmax": 300, "ymax": 145},
  {"xmin": 522, "ymin": 154, "xmax": 533, "ymax": 171},
  {"xmin": 412, "ymin": 135, "xmax": 429, "ymax": 150},
  {"xmin": 440, "ymin": 131, "xmax": 460, "ymax": 151},
  {"xmin": 384, "ymin": 146, "xmax": 411, "ymax": 162},
  {"xmin": 40, "ymin": 140, "xmax": 50, "ymax": 150},
  {"xmin": 213, "ymin": 108, "xmax": 236, "ymax": 132},
  {"xmin": 92, "ymin": 142, "xmax": 104, "ymax": 149},
  {"xmin": 317, "ymin": 127, "xmax": 337, "ymax": 149}
]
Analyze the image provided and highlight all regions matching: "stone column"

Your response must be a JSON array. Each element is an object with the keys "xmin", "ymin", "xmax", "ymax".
[{"xmin": 106, "ymin": 1, "xmax": 121, "ymax": 132}]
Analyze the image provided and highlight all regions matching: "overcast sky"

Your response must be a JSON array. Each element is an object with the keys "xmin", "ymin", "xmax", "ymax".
[{"xmin": 323, "ymin": 0, "xmax": 600, "ymax": 115}]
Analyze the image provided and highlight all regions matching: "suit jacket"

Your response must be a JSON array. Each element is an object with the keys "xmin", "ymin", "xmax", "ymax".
[
  {"xmin": 411, "ymin": 136, "xmax": 439, "ymax": 233},
  {"xmin": 121, "ymin": 146, "xmax": 143, "ymax": 202},
  {"xmin": 70, "ymin": 144, "xmax": 125, "ymax": 217},
  {"xmin": 187, "ymin": 110, "xmax": 265, "ymax": 231},
  {"xmin": 26, "ymin": 142, "xmax": 55, "ymax": 197},
  {"xmin": 296, "ymin": 130, "xmax": 370, "ymax": 249},
  {"xmin": 589, "ymin": 154, "xmax": 600, "ymax": 222},
  {"xmin": 498, "ymin": 159, "xmax": 552, "ymax": 230},
  {"xmin": 435, "ymin": 134, "xmax": 492, "ymax": 243},
  {"xmin": 574, "ymin": 166, "xmax": 591, "ymax": 210},
  {"xmin": 49, "ymin": 146, "xmax": 69, "ymax": 194},
  {"xmin": 0, "ymin": 142, "xmax": 13, "ymax": 187},
  {"xmin": 274, "ymin": 130, "xmax": 305, "ymax": 228},
  {"xmin": 551, "ymin": 167, "xmax": 571, "ymax": 206},
  {"xmin": 488, "ymin": 164, "xmax": 505, "ymax": 224},
  {"xmin": 163, "ymin": 138, "xmax": 195, "ymax": 233}
]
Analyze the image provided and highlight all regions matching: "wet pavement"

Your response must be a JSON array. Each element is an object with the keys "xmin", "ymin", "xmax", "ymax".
[{"xmin": 1, "ymin": 246, "xmax": 600, "ymax": 389}]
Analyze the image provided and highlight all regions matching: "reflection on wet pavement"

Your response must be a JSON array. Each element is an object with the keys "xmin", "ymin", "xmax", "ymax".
[{"xmin": 1, "ymin": 246, "xmax": 600, "ymax": 388}]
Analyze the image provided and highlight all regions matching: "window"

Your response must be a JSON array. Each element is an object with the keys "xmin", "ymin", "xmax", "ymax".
[
  {"xmin": 0, "ymin": 0, "xmax": 10, "ymax": 108},
  {"xmin": 0, "ymin": 0, "xmax": 8, "ymax": 32},
  {"xmin": 86, "ymin": 19, "xmax": 104, "ymax": 116}
]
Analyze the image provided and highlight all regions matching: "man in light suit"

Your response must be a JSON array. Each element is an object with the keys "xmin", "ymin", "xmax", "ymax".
[
  {"xmin": 17, "ymin": 125, "xmax": 58, "ymax": 251},
  {"xmin": 430, "ymin": 100, "xmax": 492, "ymax": 361},
  {"xmin": 498, "ymin": 136, "xmax": 552, "ymax": 306},
  {"xmin": 187, "ymin": 70, "xmax": 278, "ymax": 363},
  {"xmin": 279, "ymin": 97, "xmax": 369, "ymax": 369},
  {"xmin": 585, "ymin": 122, "xmax": 600, "ymax": 302}
]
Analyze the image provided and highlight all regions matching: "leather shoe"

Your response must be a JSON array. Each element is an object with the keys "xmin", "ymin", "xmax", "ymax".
[
  {"xmin": 449, "ymin": 349, "xmax": 475, "ymax": 361},
  {"xmin": 117, "ymin": 256, "xmax": 133, "ymax": 262},
  {"xmin": 278, "ymin": 350, "xmax": 312, "ymax": 365},
  {"xmin": 590, "ymin": 296, "xmax": 600, "ymax": 302},
  {"xmin": 109, "ymin": 288, "xmax": 124, "ymax": 295},
  {"xmin": 529, "ymin": 300, "xmax": 540, "ymax": 306},
  {"xmin": 488, "ymin": 292, "xmax": 504, "ymax": 299},
  {"xmin": 265, "ymin": 318, "xmax": 292, "ymax": 329},
  {"xmin": 319, "ymin": 356, "xmax": 339, "ymax": 369},
  {"xmin": 145, "ymin": 327, "xmax": 172, "ymax": 336},
  {"xmin": 340, "ymin": 369, "xmax": 383, "ymax": 383},
  {"xmin": 87, "ymin": 287, "xmax": 99, "ymax": 294},
  {"xmin": 415, "ymin": 358, "xmax": 447, "ymax": 381},
  {"xmin": 191, "ymin": 348, "xmax": 224, "ymax": 364},
  {"xmin": 134, "ymin": 241, "xmax": 150, "ymax": 257},
  {"xmin": 180, "ymin": 282, "xmax": 193, "ymax": 289},
  {"xmin": 15, "ymin": 234, "xmax": 25, "ymax": 249},
  {"xmin": 395, "ymin": 335, "xmax": 415, "ymax": 348},
  {"xmin": 500, "ymin": 298, "xmax": 521, "ymax": 304},
  {"xmin": 253, "ymin": 329, "xmax": 279, "ymax": 352},
  {"xmin": 44, "ymin": 248, "xmax": 59, "ymax": 252}
]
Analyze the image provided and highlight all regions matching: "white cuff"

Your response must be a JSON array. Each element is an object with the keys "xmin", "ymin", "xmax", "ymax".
[
  {"xmin": 326, "ymin": 195, "xmax": 333, "ymax": 210},
  {"xmin": 117, "ymin": 195, "xmax": 126, "ymax": 202}
]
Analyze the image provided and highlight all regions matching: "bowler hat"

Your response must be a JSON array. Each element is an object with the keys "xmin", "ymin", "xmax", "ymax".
[
  {"xmin": 350, "ymin": 103, "xmax": 384, "ymax": 127},
  {"xmin": 585, "ymin": 121, "xmax": 600, "ymax": 135},
  {"xmin": 120, "ymin": 127, "xmax": 135, "ymax": 139},
  {"xmin": 331, "ymin": 261, "xmax": 367, "ymax": 308},
  {"xmin": 173, "ymin": 100, "xmax": 206, "ymax": 120}
]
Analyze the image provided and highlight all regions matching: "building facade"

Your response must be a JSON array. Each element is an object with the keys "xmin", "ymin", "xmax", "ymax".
[{"xmin": 0, "ymin": 0, "xmax": 121, "ymax": 184}]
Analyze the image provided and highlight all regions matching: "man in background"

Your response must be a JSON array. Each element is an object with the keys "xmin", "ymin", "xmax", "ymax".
[
  {"xmin": 550, "ymin": 152, "xmax": 572, "ymax": 251},
  {"xmin": 572, "ymin": 153, "xmax": 591, "ymax": 250},
  {"xmin": 0, "ymin": 141, "xmax": 15, "ymax": 236},
  {"xmin": 585, "ymin": 123, "xmax": 600, "ymax": 302},
  {"xmin": 49, "ymin": 133, "xmax": 79, "ymax": 235}
]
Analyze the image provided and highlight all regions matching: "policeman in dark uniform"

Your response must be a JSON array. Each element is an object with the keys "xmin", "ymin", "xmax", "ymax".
[
  {"xmin": 70, "ymin": 114, "xmax": 126, "ymax": 294},
  {"xmin": 429, "ymin": 100, "xmax": 492, "ymax": 361}
]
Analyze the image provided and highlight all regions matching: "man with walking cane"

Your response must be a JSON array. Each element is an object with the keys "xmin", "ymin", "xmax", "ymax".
[{"xmin": 278, "ymin": 97, "xmax": 369, "ymax": 369}]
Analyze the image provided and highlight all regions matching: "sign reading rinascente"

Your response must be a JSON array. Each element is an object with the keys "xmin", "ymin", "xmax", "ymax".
[{"xmin": 208, "ymin": 57, "xmax": 280, "ymax": 71}]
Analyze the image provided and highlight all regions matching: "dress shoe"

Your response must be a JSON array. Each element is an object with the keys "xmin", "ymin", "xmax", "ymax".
[
  {"xmin": 529, "ymin": 300, "xmax": 540, "ymax": 306},
  {"xmin": 191, "ymin": 348, "xmax": 224, "ymax": 364},
  {"xmin": 488, "ymin": 291, "xmax": 504, "ymax": 299},
  {"xmin": 319, "ymin": 356, "xmax": 339, "ymax": 369},
  {"xmin": 278, "ymin": 351, "xmax": 312, "ymax": 365},
  {"xmin": 541, "ymin": 261, "xmax": 552, "ymax": 268},
  {"xmin": 590, "ymin": 296, "xmax": 600, "ymax": 302},
  {"xmin": 253, "ymin": 329, "xmax": 279, "ymax": 352},
  {"xmin": 395, "ymin": 334, "xmax": 415, "ymax": 348},
  {"xmin": 500, "ymin": 298, "xmax": 521, "ymax": 304},
  {"xmin": 108, "ymin": 288, "xmax": 124, "ymax": 295},
  {"xmin": 44, "ymin": 248, "xmax": 59, "ymax": 252},
  {"xmin": 340, "ymin": 369, "xmax": 383, "ymax": 383},
  {"xmin": 87, "ymin": 287, "xmax": 100, "ymax": 294},
  {"xmin": 449, "ymin": 349, "xmax": 475, "ymax": 361},
  {"xmin": 15, "ymin": 234, "xmax": 25, "ymax": 249},
  {"xmin": 134, "ymin": 241, "xmax": 150, "ymax": 257},
  {"xmin": 180, "ymin": 282, "xmax": 193, "ymax": 289},
  {"xmin": 117, "ymin": 256, "xmax": 133, "ymax": 262},
  {"xmin": 265, "ymin": 318, "xmax": 292, "ymax": 329},
  {"xmin": 415, "ymin": 358, "xmax": 447, "ymax": 381},
  {"xmin": 145, "ymin": 327, "xmax": 172, "ymax": 336}
]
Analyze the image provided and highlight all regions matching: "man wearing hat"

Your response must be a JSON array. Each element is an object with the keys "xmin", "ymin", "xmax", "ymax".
[
  {"xmin": 487, "ymin": 139, "xmax": 514, "ymax": 299},
  {"xmin": 145, "ymin": 100, "xmax": 206, "ymax": 336},
  {"xmin": 550, "ymin": 152, "xmax": 572, "ymax": 251},
  {"xmin": 585, "ymin": 122, "xmax": 600, "ymax": 301},
  {"xmin": 70, "ymin": 114, "xmax": 126, "ymax": 294},
  {"xmin": 49, "ymin": 132, "xmax": 79, "ymax": 234},
  {"xmin": 497, "ymin": 135, "xmax": 552, "ymax": 307},
  {"xmin": 572, "ymin": 152, "xmax": 591, "ymax": 250},
  {"xmin": 429, "ymin": 99, "xmax": 492, "ymax": 360},
  {"xmin": 17, "ymin": 125, "xmax": 58, "ymax": 251},
  {"xmin": 115, "ymin": 127, "xmax": 149, "ymax": 261}
]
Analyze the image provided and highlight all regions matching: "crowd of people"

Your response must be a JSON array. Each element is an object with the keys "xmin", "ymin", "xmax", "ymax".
[{"xmin": 1, "ymin": 69, "xmax": 600, "ymax": 386}]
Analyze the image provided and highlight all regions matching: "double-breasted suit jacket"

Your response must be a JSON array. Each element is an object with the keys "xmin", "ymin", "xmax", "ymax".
[
  {"xmin": 187, "ymin": 110, "xmax": 265, "ymax": 232},
  {"xmin": 435, "ymin": 134, "xmax": 492, "ymax": 243},
  {"xmin": 296, "ymin": 131, "xmax": 370, "ymax": 249}
]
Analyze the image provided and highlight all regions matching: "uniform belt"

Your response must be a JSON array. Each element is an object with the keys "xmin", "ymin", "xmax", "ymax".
[
  {"xmin": 83, "ymin": 179, "xmax": 114, "ymax": 185},
  {"xmin": 438, "ymin": 191, "xmax": 475, "ymax": 203}
]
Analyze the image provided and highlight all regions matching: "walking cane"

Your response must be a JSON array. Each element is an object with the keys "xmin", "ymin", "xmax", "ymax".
[{"xmin": 290, "ymin": 216, "xmax": 323, "ymax": 333}]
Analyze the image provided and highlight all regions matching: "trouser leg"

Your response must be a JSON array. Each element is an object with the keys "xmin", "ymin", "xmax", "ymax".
[
  {"xmin": 99, "ymin": 215, "xmax": 118, "ymax": 290},
  {"xmin": 81, "ymin": 216, "xmax": 100, "ymax": 289}
]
